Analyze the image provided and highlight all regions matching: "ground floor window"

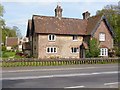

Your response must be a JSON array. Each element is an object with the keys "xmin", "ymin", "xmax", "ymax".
[
  {"xmin": 46, "ymin": 47, "xmax": 57, "ymax": 53},
  {"xmin": 100, "ymin": 48, "xmax": 108, "ymax": 56},
  {"xmin": 71, "ymin": 47, "xmax": 79, "ymax": 53}
]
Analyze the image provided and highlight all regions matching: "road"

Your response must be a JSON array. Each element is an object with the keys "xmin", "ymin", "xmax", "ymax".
[{"xmin": 2, "ymin": 64, "xmax": 119, "ymax": 88}]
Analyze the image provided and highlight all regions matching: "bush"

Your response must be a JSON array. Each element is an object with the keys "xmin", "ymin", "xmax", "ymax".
[
  {"xmin": 2, "ymin": 46, "xmax": 6, "ymax": 51},
  {"xmin": 86, "ymin": 38, "xmax": 100, "ymax": 58}
]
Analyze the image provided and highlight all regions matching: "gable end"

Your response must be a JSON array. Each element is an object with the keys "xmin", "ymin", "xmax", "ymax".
[{"xmin": 91, "ymin": 15, "xmax": 114, "ymax": 38}]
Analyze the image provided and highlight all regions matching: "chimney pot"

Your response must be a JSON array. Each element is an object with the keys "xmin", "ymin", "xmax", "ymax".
[
  {"xmin": 55, "ymin": 5, "xmax": 63, "ymax": 19},
  {"xmin": 82, "ymin": 11, "xmax": 90, "ymax": 20}
]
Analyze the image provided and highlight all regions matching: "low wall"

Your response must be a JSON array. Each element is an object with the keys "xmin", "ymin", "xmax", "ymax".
[{"xmin": 1, "ymin": 58, "xmax": 120, "ymax": 67}]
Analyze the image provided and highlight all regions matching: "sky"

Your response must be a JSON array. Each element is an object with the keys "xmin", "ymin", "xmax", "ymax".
[{"xmin": 1, "ymin": 0, "xmax": 119, "ymax": 37}]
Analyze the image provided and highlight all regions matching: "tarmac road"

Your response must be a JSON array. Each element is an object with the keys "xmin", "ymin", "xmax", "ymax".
[{"xmin": 2, "ymin": 64, "xmax": 119, "ymax": 88}]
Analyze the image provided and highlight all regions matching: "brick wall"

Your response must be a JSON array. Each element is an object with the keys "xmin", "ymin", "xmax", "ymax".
[
  {"xmin": 93, "ymin": 21, "xmax": 113, "ymax": 49},
  {"xmin": 37, "ymin": 34, "xmax": 83, "ymax": 59}
]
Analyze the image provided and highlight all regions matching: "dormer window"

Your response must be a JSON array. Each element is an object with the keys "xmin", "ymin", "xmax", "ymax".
[
  {"xmin": 73, "ymin": 35, "xmax": 78, "ymax": 41},
  {"xmin": 48, "ymin": 34, "xmax": 56, "ymax": 41},
  {"xmin": 99, "ymin": 33, "xmax": 105, "ymax": 41}
]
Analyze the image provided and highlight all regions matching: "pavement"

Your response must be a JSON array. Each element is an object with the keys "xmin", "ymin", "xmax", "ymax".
[{"xmin": 1, "ymin": 64, "xmax": 119, "ymax": 88}]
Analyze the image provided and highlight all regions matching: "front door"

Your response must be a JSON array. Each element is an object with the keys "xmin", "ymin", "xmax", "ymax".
[{"xmin": 80, "ymin": 45, "xmax": 85, "ymax": 58}]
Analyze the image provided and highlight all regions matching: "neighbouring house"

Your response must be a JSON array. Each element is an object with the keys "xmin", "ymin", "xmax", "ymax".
[
  {"xmin": 5, "ymin": 37, "xmax": 28, "ymax": 51},
  {"xmin": 22, "ymin": 37, "xmax": 30, "ymax": 56},
  {"xmin": 26, "ymin": 5, "xmax": 114, "ymax": 59},
  {"xmin": 19, "ymin": 37, "xmax": 29, "ymax": 52},
  {"xmin": 6, "ymin": 37, "xmax": 19, "ymax": 51},
  {"xmin": 22, "ymin": 42, "xmax": 31, "ymax": 56}
]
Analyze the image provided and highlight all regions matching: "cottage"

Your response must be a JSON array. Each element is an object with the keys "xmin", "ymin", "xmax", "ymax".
[
  {"xmin": 6, "ymin": 37, "xmax": 19, "ymax": 51},
  {"xmin": 26, "ymin": 5, "xmax": 114, "ymax": 59}
]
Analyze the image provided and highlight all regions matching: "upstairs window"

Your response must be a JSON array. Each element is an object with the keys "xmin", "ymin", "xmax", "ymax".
[
  {"xmin": 73, "ymin": 35, "xmax": 78, "ymax": 41},
  {"xmin": 99, "ymin": 33, "xmax": 105, "ymax": 41},
  {"xmin": 71, "ymin": 47, "xmax": 79, "ymax": 53},
  {"xmin": 48, "ymin": 34, "xmax": 56, "ymax": 41}
]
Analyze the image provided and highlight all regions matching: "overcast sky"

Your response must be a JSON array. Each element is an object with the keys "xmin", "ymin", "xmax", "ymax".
[{"xmin": 1, "ymin": 0, "xmax": 119, "ymax": 37}]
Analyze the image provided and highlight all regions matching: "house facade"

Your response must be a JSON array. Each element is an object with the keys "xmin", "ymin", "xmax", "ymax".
[{"xmin": 26, "ymin": 5, "xmax": 114, "ymax": 59}]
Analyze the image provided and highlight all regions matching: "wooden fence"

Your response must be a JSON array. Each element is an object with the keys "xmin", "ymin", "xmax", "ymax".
[{"xmin": 1, "ymin": 58, "xmax": 120, "ymax": 67}]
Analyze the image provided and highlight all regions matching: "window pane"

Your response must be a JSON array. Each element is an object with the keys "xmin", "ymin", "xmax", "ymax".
[
  {"xmin": 73, "ymin": 36, "xmax": 77, "ymax": 40},
  {"xmin": 71, "ymin": 47, "xmax": 73, "ymax": 53},
  {"xmin": 73, "ymin": 36, "xmax": 74, "ymax": 40},
  {"xmin": 102, "ymin": 49, "xmax": 104, "ymax": 55},
  {"xmin": 47, "ymin": 48, "xmax": 50, "ymax": 52},
  {"xmin": 51, "ymin": 48, "xmax": 53, "ymax": 52},
  {"xmin": 49, "ymin": 35, "xmax": 51, "ymax": 40},
  {"xmin": 74, "ymin": 48, "xmax": 77, "ymax": 52},
  {"xmin": 52, "ymin": 35, "xmax": 54, "ymax": 40},
  {"xmin": 54, "ymin": 48, "xmax": 56, "ymax": 53},
  {"xmin": 99, "ymin": 33, "xmax": 105, "ymax": 41}
]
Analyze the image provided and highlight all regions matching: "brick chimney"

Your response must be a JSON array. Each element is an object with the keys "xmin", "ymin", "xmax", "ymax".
[
  {"xmin": 82, "ymin": 11, "xmax": 90, "ymax": 20},
  {"xmin": 55, "ymin": 5, "xmax": 63, "ymax": 19}
]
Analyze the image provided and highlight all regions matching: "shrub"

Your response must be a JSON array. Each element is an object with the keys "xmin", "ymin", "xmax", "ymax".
[
  {"xmin": 2, "ymin": 46, "xmax": 6, "ymax": 51},
  {"xmin": 86, "ymin": 38, "xmax": 100, "ymax": 58}
]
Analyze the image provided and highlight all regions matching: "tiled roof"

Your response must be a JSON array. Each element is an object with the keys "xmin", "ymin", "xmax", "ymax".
[
  {"xmin": 82, "ymin": 42, "xmax": 88, "ymax": 49},
  {"xmin": 33, "ymin": 15, "xmax": 88, "ymax": 35},
  {"xmin": 26, "ymin": 20, "xmax": 32, "ymax": 37},
  {"xmin": 26, "ymin": 14, "xmax": 106, "ymax": 36},
  {"xmin": 6, "ymin": 37, "xmax": 19, "ymax": 46},
  {"xmin": 86, "ymin": 15, "xmax": 102, "ymax": 35}
]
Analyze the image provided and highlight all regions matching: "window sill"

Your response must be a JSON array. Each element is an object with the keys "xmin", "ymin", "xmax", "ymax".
[
  {"xmin": 99, "ymin": 55, "xmax": 108, "ymax": 56},
  {"xmin": 73, "ymin": 40, "xmax": 78, "ymax": 41},
  {"xmin": 71, "ymin": 52, "xmax": 79, "ymax": 54},
  {"xmin": 99, "ymin": 40, "xmax": 105, "ymax": 42},
  {"xmin": 46, "ymin": 52, "xmax": 57, "ymax": 54},
  {"xmin": 48, "ymin": 40, "xmax": 56, "ymax": 42}
]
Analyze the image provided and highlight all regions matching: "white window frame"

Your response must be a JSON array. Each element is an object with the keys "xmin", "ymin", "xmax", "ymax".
[
  {"xmin": 99, "ymin": 33, "xmax": 105, "ymax": 41},
  {"xmin": 71, "ymin": 47, "xmax": 79, "ymax": 53},
  {"xmin": 73, "ymin": 35, "xmax": 78, "ymax": 41},
  {"xmin": 48, "ymin": 34, "xmax": 56, "ymax": 41},
  {"xmin": 100, "ymin": 48, "xmax": 108, "ymax": 56},
  {"xmin": 46, "ymin": 47, "xmax": 57, "ymax": 53}
]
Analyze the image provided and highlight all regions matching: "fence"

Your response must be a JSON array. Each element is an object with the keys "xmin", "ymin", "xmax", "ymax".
[{"xmin": 1, "ymin": 58, "xmax": 120, "ymax": 67}]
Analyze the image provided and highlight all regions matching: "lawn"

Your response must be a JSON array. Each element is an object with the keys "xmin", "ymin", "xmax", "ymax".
[
  {"xmin": 2, "ymin": 51, "xmax": 16, "ymax": 58},
  {"xmin": 2, "ymin": 51, "xmax": 23, "ymax": 58}
]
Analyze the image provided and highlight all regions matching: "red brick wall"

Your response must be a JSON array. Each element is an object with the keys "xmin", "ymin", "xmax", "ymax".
[{"xmin": 93, "ymin": 20, "xmax": 113, "ymax": 49}]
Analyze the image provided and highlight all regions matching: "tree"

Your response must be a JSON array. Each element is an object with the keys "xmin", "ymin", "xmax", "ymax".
[
  {"xmin": 0, "ymin": 4, "xmax": 19, "ymax": 45},
  {"xmin": 2, "ymin": 26, "xmax": 17, "ymax": 44},
  {"xmin": 86, "ymin": 38, "xmax": 100, "ymax": 58},
  {"xmin": 13, "ymin": 26, "xmax": 22, "ymax": 38},
  {"xmin": 0, "ymin": 4, "xmax": 5, "ymax": 29},
  {"xmin": 96, "ymin": 2, "xmax": 120, "ymax": 56}
]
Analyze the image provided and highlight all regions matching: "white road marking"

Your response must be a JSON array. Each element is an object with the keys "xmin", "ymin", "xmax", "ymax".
[
  {"xmin": 104, "ymin": 82, "xmax": 119, "ymax": 86},
  {"xmin": 2, "ymin": 66, "xmax": 117, "ymax": 73},
  {"xmin": 2, "ymin": 67, "xmax": 95, "ymax": 73},
  {"xmin": 1, "ymin": 71, "xmax": 118, "ymax": 80},
  {"xmin": 64, "ymin": 85, "xmax": 85, "ymax": 88}
]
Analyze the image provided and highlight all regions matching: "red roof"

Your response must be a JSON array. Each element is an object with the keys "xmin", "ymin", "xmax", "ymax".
[
  {"xmin": 33, "ymin": 15, "xmax": 87, "ymax": 35},
  {"xmin": 26, "ymin": 14, "xmax": 113, "ymax": 37},
  {"xmin": 6, "ymin": 37, "xmax": 18, "ymax": 46}
]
